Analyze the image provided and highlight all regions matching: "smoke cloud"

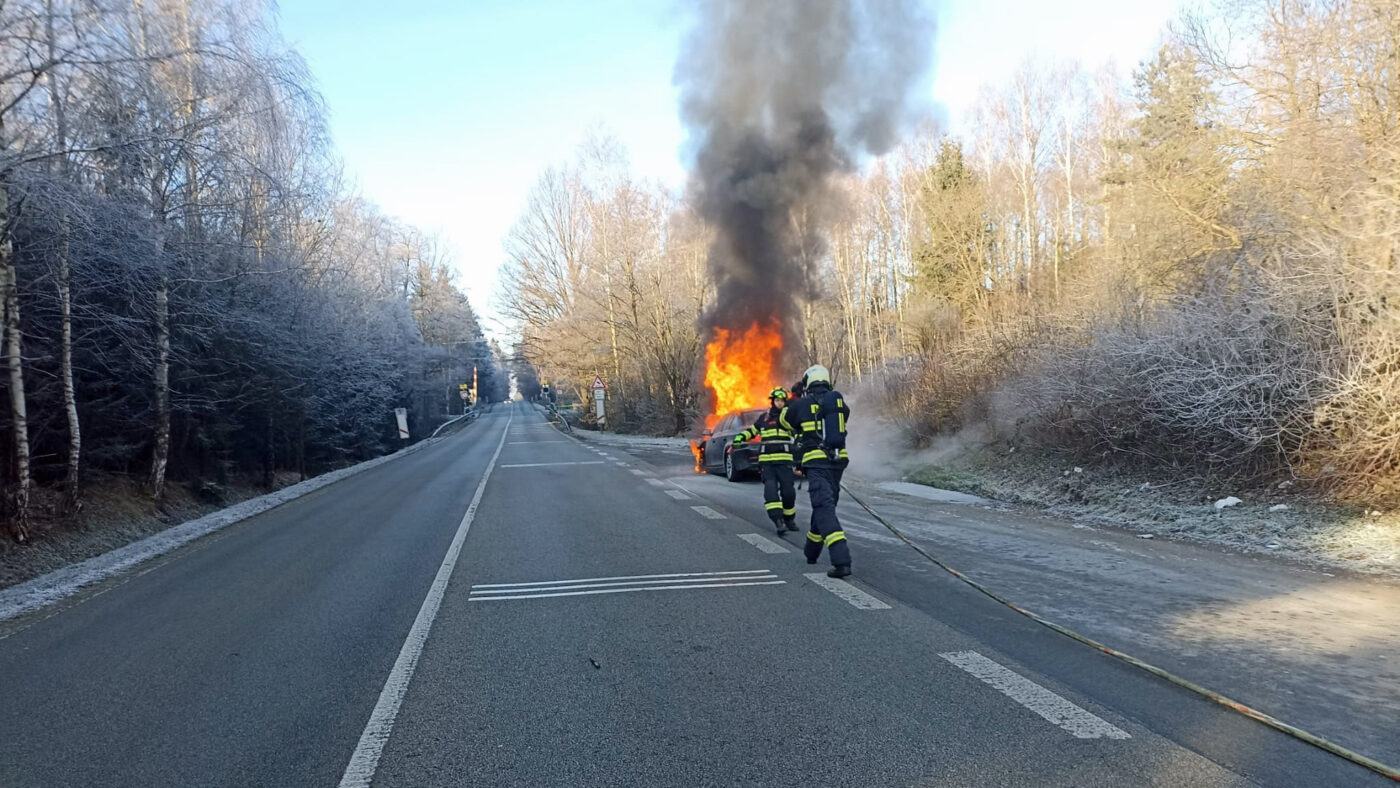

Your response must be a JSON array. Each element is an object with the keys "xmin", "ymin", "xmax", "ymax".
[{"xmin": 677, "ymin": 0, "xmax": 936, "ymax": 360}]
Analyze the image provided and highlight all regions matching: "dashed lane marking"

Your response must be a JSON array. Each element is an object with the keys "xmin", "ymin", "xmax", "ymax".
[
  {"xmin": 498, "ymin": 461, "xmax": 607, "ymax": 468},
  {"xmin": 474, "ymin": 569, "xmax": 771, "ymax": 589},
  {"xmin": 804, "ymin": 573, "xmax": 892, "ymax": 610},
  {"xmin": 738, "ymin": 533, "xmax": 791, "ymax": 554},
  {"xmin": 468, "ymin": 570, "xmax": 782, "ymax": 601},
  {"xmin": 629, "ymin": 469, "xmax": 649, "ymax": 477},
  {"xmin": 939, "ymin": 651, "xmax": 1131, "ymax": 740},
  {"xmin": 472, "ymin": 575, "xmax": 778, "ymax": 595},
  {"xmin": 690, "ymin": 506, "xmax": 726, "ymax": 520},
  {"xmin": 644, "ymin": 478, "xmax": 666, "ymax": 487},
  {"xmin": 664, "ymin": 489, "xmax": 692, "ymax": 500},
  {"xmin": 469, "ymin": 580, "xmax": 785, "ymax": 601}
]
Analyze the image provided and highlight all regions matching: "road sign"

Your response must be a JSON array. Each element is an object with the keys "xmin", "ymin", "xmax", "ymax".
[
  {"xmin": 394, "ymin": 408, "xmax": 409, "ymax": 440},
  {"xmin": 591, "ymin": 375, "xmax": 606, "ymax": 425}
]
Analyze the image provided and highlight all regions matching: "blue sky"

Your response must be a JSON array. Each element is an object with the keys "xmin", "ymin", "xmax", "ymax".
[{"xmin": 277, "ymin": 0, "xmax": 1182, "ymax": 337}]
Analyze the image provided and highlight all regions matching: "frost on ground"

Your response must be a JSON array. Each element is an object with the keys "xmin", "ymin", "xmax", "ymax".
[
  {"xmin": 904, "ymin": 448, "xmax": 1400, "ymax": 577},
  {"xmin": 571, "ymin": 428, "xmax": 694, "ymax": 454},
  {"xmin": 0, "ymin": 436, "xmax": 446, "ymax": 621}
]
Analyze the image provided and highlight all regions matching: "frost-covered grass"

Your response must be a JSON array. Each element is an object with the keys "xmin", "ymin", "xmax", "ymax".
[
  {"xmin": 574, "ymin": 430, "xmax": 695, "ymax": 452},
  {"xmin": 907, "ymin": 448, "xmax": 1400, "ymax": 577}
]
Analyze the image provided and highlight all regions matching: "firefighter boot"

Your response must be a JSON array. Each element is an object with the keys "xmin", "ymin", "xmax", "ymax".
[
  {"xmin": 827, "ymin": 564, "xmax": 852, "ymax": 579},
  {"xmin": 784, "ymin": 515, "xmax": 798, "ymax": 532},
  {"xmin": 771, "ymin": 515, "xmax": 785, "ymax": 536}
]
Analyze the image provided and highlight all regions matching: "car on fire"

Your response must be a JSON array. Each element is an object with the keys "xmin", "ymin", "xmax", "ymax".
[{"xmin": 695, "ymin": 408, "xmax": 768, "ymax": 482}]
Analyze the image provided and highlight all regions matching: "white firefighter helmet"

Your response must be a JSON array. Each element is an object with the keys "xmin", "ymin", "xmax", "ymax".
[{"xmin": 802, "ymin": 364, "xmax": 831, "ymax": 387}]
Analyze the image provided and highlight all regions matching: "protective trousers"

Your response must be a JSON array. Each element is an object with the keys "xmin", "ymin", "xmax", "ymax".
[
  {"xmin": 803, "ymin": 466, "xmax": 850, "ymax": 567},
  {"xmin": 760, "ymin": 463, "xmax": 797, "ymax": 523}
]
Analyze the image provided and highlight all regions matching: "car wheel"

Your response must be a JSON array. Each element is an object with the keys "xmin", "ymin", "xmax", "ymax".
[{"xmin": 725, "ymin": 449, "xmax": 741, "ymax": 482}]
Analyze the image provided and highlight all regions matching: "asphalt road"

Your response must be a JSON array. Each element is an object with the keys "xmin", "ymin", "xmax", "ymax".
[{"xmin": 2, "ymin": 402, "xmax": 1388, "ymax": 786}]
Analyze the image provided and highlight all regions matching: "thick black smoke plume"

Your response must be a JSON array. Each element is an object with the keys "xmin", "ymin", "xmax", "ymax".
[{"xmin": 677, "ymin": 0, "xmax": 936, "ymax": 361}]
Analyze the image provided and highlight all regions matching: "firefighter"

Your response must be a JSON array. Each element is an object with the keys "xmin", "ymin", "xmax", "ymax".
[
  {"xmin": 733, "ymin": 387, "xmax": 798, "ymax": 535},
  {"xmin": 780, "ymin": 364, "xmax": 852, "ymax": 578}
]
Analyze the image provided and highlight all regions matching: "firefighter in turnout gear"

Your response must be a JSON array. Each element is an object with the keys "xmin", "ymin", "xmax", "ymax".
[
  {"xmin": 780, "ymin": 364, "xmax": 853, "ymax": 578},
  {"xmin": 734, "ymin": 387, "xmax": 799, "ymax": 535}
]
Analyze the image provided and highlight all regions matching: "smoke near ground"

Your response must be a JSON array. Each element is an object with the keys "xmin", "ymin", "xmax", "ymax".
[{"xmin": 676, "ymin": 0, "xmax": 936, "ymax": 359}]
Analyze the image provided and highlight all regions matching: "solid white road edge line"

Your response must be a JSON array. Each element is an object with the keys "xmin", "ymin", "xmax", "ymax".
[
  {"xmin": 473, "ymin": 569, "xmax": 771, "ymax": 589},
  {"xmin": 470, "ymin": 574, "xmax": 779, "ymax": 595},
  {"xmin": 468, "ymin": 580, "xmax": 786, "ymax": 601},
  {"xmin": 337, "ymin": 409, "xmax": 514, "ymax": 788},
  {"xmin": 738, "ymin": 533, "xmax": 792, "ymax": 554},
  {"xmin": 939, "ymin": 650, "xmax": 1131, "ymax": 739},
  {"xmin": 804, "ymin": 573, "xmax": 892, "ymax": 610}
]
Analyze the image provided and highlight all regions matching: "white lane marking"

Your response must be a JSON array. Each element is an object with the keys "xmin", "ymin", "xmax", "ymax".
[
  {"xmin": 738, "ymin": 533, "xmax": 791, "ymax": 554},
  {"xmin": 690, "ymin": 505, "xmax": 726, "ymax": 520},
  {"xmin": 939, "ymin": 651, "xmax": 1131, "ymax": 740},
  {"xmin": 338, "ymin": 409, "xmax": 514, "ymax": 788},
  {"xmin": 471, "ymin": 574, "xmax": 779, "ymax": 595},
  {"xmin": 629, "ymin": 469, "xmax": 649, "ymax": 476},
  {"xmin": 474, "ymin": 569, "xmax": 771, "ymax": 589},
  {"xmin": 804, "ymin": 573, "xmax": 892, "ymax": 610},
  {"xmin": 664, "ymin": 489, "xmax": 692, "ymax": 500},
  {"xmin": 644, "ymin": 478, "xmax": 666, "ymax": 487},
  {"xmin": 508, "ymin": 441, "xmax": 568, "ymax": 444},
  {"xmin": 469, "ymin": 580, "xmax": 786, "ymax": 601},
  {"xmin": 498, "ymin": 461, "xmax": 607, "ymax": 468}
]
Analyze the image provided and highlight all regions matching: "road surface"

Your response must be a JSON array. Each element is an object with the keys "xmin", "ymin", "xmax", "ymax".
[{"xmin": 2, "ymin": 402, "xmax": 1387, "ymax": 786}]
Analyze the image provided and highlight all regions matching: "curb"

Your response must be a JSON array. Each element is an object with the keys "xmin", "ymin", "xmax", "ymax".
[{"xmin": 0, "ymin": 428, "xmax": 465, "ymax": 623}]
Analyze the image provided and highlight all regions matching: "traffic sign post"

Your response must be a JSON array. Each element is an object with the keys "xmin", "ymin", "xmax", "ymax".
[{"xmin": 591, "ymin": 375, "xmax": 607, "ymax": 427}]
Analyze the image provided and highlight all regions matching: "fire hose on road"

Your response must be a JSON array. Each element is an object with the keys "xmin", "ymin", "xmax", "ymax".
[{"xmin": 840, "ymin": 483, "xmax": 1400, "ymax": 783}]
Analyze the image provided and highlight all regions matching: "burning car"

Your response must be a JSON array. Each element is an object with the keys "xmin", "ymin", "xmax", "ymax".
[{"xmin": 693, "ymin": 408, "xmax": 768, "ymax": 482}]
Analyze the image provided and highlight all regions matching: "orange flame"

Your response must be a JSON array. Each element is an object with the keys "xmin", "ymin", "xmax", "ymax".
[{"xmin": 701, "ymin": 321, "xmax": 784, "ymax": 429}]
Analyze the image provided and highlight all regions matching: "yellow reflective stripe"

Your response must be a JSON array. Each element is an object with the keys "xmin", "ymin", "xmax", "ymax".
[
  {"xmin": 800, "ymin": 421, "xmax": 818, "ymax": 430},
  {"xmin": 802, "ymin": 450, "xmax": 826, "ymax": 463},
  {"xmin": 806, "ymin": 531, "xmax": 823, "ymax": 543},
  {"xmin": 765, "ymin": 501, "xmax": 783, "ymax": 510},
  {"xmin": 758, "ymin": 453, "xmax": 792, "ymax": 462},
  {"xmin": 825, "ymin": 531, "xmax": 846, "ymax": 546},
  {"xmin": 782, "ymin": 507, "xmax": 797, "ymax": 516},
  {"xmin": 838, "ymin": 413, "xmax": 846, "ymax": 433}
]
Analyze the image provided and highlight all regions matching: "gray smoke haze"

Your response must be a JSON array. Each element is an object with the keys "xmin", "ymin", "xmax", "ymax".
[{"xmin": 677, "ymin": 0, "xmax": 936, "ymax": 360}]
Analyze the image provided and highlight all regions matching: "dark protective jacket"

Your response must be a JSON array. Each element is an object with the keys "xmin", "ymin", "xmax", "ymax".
[
  {"xmin": 734, "ymin": 407, "xmax": 794, "ymax": 464},
  {"xmin": 779, "ymin": 382, "xmax": 850, "ymax": 468}
]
